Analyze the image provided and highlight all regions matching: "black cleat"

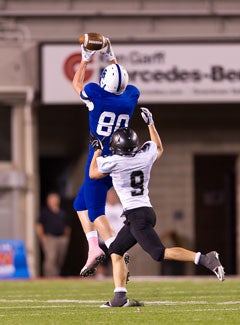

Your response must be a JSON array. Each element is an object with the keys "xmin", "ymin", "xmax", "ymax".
[
  {"xmin": 100, "ymin": 299, "xmax": 144, "ymax": 308},
  {"xmin": 204, "ymin": 251, "xmax": 225, "ymax": 281},
  {"xmin": 80, "ymin": 254, "xmax": 106, "ymax": 277}
]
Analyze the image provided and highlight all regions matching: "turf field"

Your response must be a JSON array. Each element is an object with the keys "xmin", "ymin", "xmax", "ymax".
[{"xmin": 0, "ymin": 276, "xmax": 239, "ymax": 324}]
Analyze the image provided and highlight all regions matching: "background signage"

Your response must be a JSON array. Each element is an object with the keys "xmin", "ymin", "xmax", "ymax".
[
  {"xmin": 0, "ymin": 240, "xmax": 30, "ymax": 279},
  {"xmin": 41, "ymin": 43, "xmax": 240, "ymax": 104}
]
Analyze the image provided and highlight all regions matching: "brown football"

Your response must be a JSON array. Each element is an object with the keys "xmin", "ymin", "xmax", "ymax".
[{"xmin": 78, "ymin": 32, "xmax": 108, "ymax": 51}]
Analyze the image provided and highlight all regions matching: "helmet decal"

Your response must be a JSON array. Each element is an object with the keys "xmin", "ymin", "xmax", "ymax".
[
  {"xmin": 100, "ymin": 68, "xmax": 107, "ymax": 79},
  {"xmin": 116, "ymin": 64, "xmax": 122, "ymax": 93}
]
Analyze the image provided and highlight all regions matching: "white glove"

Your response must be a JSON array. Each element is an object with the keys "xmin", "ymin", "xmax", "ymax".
[
  {"xmin": 101, "ymin": 38, "xmax": 116, "ymax": 61},
  {"xmin": 81, "ymin": 45, "xmax": 96, "ymax": 62},
  {"xmin": 140, "ymin": 107, "xmax": 154, "ymax": 125}
]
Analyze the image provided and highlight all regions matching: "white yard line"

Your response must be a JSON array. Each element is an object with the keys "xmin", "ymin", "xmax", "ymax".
[{"xmin": 0, "ymin": 299, "xmax": 239, "ymax": 306}]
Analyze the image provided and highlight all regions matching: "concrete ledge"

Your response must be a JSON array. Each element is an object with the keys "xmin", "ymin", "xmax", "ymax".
[{"xmin": 0, "ymin": 169, "xmax": 27, "ymax": 189}]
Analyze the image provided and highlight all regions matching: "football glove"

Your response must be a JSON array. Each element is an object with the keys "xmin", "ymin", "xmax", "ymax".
[
  {"xmin": 100, "ymin": 38, "xmax": 116, "ymax": 61},
  {"xmin": 81, "ymin": 45, "xmax": 96, "ymax": 62},
  {"xmin": 89, "ymin": 134, "xmax": 105, "ymax": 151},
  {"xmin": 140, "ymin": 107, "xmax": 154, "ymax": 125}
]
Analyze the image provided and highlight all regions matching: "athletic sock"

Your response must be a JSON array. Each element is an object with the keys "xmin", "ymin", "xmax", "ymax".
[
  {"xmin": 86, "ymin": 231, "xmax": 99, "ymax": 251},
  {"xmin": 194, "ymin": 252, "xmax": 201, "ymax": 265},
  {"xmin": 114, "ymin": 287, "xmax": 127, "ymax": 293}
]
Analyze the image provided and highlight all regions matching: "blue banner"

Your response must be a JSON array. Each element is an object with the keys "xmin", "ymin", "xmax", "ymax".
[{"xmin": 0, "ymin": 239, "xmax": 30, "ymax": 279}]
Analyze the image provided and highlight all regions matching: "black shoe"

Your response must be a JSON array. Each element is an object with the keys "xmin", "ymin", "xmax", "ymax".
[
  {"xmin": 204, "ymin": 251, "xmax": 225, "ymax": 281},
  {"xmin": 80, "ymin": 254, "xmax": 105, "ymax": 277},
  {"xmin": 100, "ymin": 299, "xmax": 144, "ymax": 308}
]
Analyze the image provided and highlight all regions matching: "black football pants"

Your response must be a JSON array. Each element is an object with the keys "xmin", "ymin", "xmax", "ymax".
[{"xmin": 109, "ymin": 206, "xmax": 166, "ymax": 261}]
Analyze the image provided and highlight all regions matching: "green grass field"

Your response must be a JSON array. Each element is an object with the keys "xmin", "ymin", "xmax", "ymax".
[{"xmin": 0, "ymin": 277, "xmax": 239, "ymax": 324}]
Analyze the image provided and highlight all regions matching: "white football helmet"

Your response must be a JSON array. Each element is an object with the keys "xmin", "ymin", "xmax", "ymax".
[{"xmin": 99, "ymin": 64, "xmax": 129, "ymax": 94}]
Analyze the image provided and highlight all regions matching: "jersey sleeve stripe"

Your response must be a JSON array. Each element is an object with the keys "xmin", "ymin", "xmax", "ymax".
[{"xmin": 80, "ymin": 90, "xmax": 89, "ymax": 100}]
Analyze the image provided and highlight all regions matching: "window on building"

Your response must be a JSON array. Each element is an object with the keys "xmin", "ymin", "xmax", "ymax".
[{"xmin": 0, "ymin": 105, "xmax": 11, "ymax": 161}]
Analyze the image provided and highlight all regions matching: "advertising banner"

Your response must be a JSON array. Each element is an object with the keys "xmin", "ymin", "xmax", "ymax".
[
  {"xmin": 0, "ymin": 240, "xmax": 30, "ymax": 279},
  {"xmin": 41, "ymin": 43, "xmax": 240, "ymax": 104}
]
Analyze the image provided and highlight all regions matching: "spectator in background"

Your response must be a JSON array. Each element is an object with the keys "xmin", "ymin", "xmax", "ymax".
[{"xmin": 36, "ymin": 192, "xmax": 71, "ymax": 277}]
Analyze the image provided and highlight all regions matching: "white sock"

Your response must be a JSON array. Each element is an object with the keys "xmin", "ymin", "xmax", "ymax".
[
  {"xmin": 114, "ymin": 287, "xmax": 127, "ymax": 293},
  {"xmin": 105, "ymin": 236, "xmax": 115, "ymax": 248},
  {"xmin": 194, "ymin": 252, "xmax": 201, "ymax": 265},
  {"xmin": 86, "ymin": 231, "xmax": 98, "ymax": 240}
]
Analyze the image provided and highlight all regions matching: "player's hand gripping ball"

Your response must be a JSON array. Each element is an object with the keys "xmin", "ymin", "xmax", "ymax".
[
  {"xmin": 100, "ymin": 37, "xmax": 116, "ymax": 61},
  {"xmin": 79, "ymin": 32, "xmax": 108, "ymax": 51},
  {"xmin": 80, "ymin": 45, "xmax": 96, "ymax": 62}
]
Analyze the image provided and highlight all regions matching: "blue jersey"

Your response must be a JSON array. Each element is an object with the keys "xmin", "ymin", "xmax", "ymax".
[
  {"xmin": 81, "ymin": 83, "xmax": 140, "ymax": 158},
  {"xmin": 74, "ymin": 82, "xmax": 140, "ymax": 221}
]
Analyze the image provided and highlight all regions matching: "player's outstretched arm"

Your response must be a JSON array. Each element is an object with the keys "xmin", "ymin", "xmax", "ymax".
[
  {"xmin": 72, "ymin": 60, "xmax": 87, "ymax": 95},
  {"xmin": 89, "ymin": 150, "xmax": 107, "ymax": 179},
  {"xmin": 140, "ymin": 107, "xmax": 163, "ymax": 159},
  {"xmin": 72, "ymin": 45, "xmax": 95, "ymax": 95}
]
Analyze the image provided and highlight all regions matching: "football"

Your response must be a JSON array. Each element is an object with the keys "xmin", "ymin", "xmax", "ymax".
[{"xmin": 78, "ymin": 32, "xmax": 108, "ymax": 51}]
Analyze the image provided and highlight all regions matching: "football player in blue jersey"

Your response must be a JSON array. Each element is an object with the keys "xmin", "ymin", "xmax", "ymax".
[{"xmin": 72, "ymin": 39, "xmax": 140, "ymax": 276}]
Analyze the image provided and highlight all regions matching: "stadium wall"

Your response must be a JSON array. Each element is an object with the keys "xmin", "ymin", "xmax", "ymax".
[{"xmin": 0, "ymin": 0, "xmax": 240, "ymax": 276}]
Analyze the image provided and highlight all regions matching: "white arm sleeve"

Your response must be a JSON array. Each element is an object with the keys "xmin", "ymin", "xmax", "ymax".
[{"xmin": 96, "ymin": 156, "xmax": 115, "ymax": 174}]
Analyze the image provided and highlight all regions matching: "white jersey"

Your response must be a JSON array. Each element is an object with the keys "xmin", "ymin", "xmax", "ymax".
[{"xmin": 96, "ymin": 141, "xmax": 158, "ymax": 211}]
